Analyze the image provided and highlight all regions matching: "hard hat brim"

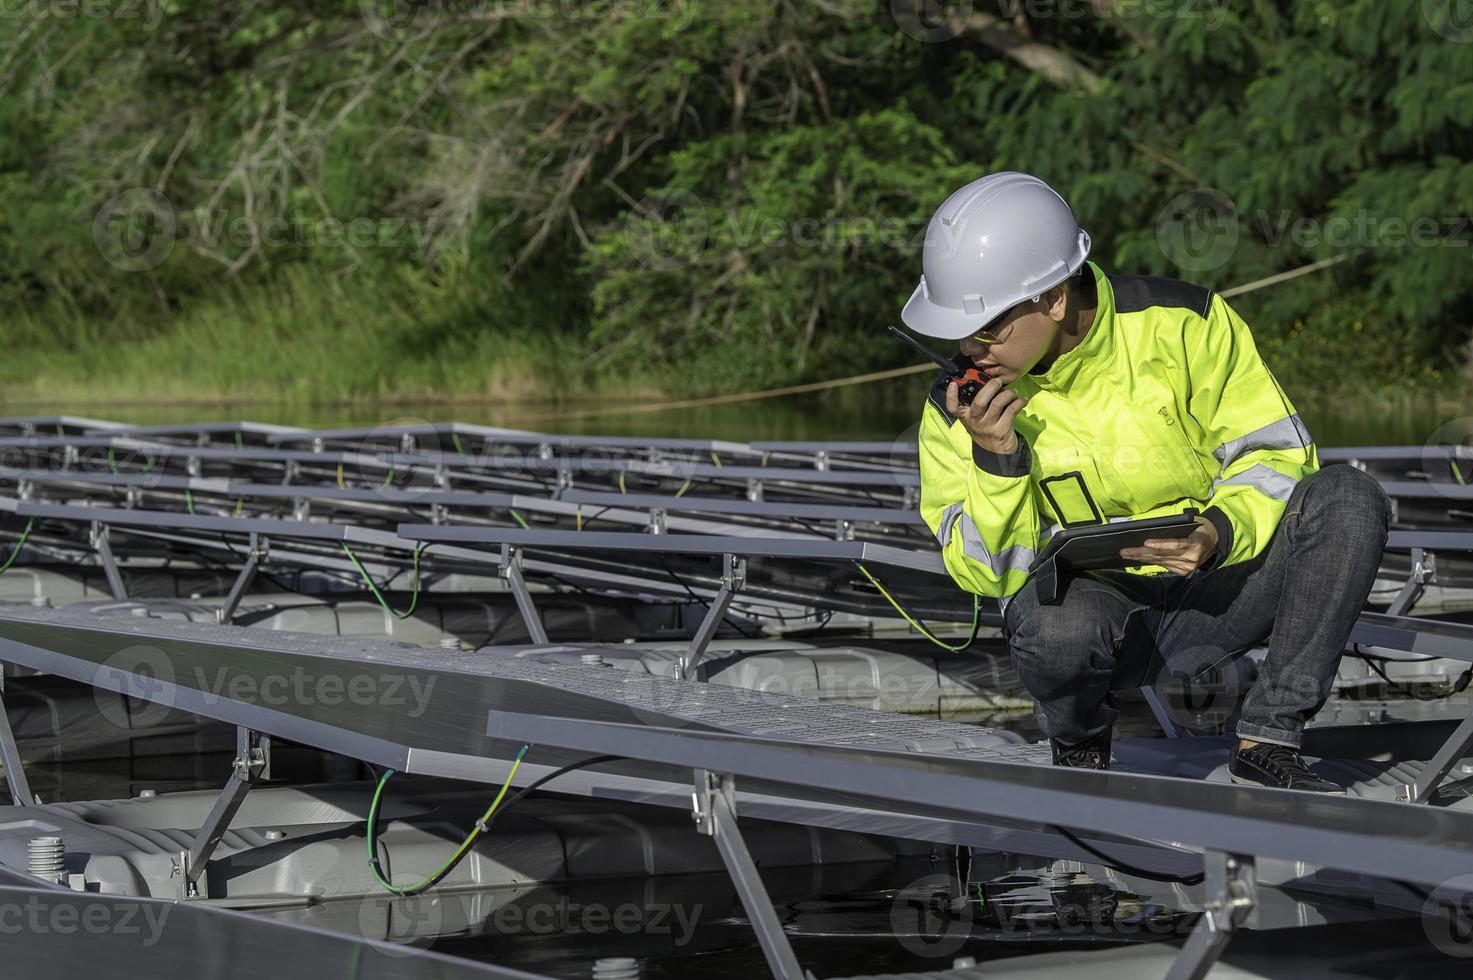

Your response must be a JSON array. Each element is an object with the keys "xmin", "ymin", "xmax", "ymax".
[{"xmin": 900, "ymin": 279, "xmax": 998, "ymax": 341}]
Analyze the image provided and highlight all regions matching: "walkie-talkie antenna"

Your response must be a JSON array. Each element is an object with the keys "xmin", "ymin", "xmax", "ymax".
[{"xmin": 886, "ymin": 325, "xmax": 958, "ymax": 374}]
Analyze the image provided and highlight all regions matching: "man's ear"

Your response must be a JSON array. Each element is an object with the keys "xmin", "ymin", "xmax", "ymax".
[{"xmin": 1044, "ymin": 284, "xmax": 1070, "ymax": 322}]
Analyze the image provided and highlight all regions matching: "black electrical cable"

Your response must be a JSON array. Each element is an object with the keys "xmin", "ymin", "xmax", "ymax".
[
  {"xmin": 212, "ymin": 532, "xmax": 358, "ymax": 595},
  {"xmin": 1048, "ymin": 824, "xmax": 1206, "ymax": 885},
  {"xmin": 657, "ymin": 555, "xmax": 758, "ymax": 639},
  {"xmin": 490, "ymin": 752, "xmax": 628, "ymax": 817},
  {"xmin": 1361, "ymin": 656, "xmax": 1473, "ymax": 702}
]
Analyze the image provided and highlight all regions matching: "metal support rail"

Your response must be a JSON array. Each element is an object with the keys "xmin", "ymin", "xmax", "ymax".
[
  {"xmin": 175, "ymin": 727, "xmax": 270, "ymax": 899},
  {"xmin": 485, "ymin": 712, "xmax": 1473, "ymax": 980}
]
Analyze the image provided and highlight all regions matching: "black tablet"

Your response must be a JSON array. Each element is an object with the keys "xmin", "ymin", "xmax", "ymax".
[{"xmin": 1028, "ymin": 511, "xmax": 1201, "ymax": 574}]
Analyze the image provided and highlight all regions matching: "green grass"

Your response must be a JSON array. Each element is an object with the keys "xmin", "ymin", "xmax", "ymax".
[{"xmin": 0, "ymin": 266, "xmax": 585, "ymax": 406}]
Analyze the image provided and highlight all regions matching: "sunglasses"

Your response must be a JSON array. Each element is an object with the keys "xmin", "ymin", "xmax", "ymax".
[{"xmin": 969, "ymin": 321, "xmax": 1017, "ymax": 345}]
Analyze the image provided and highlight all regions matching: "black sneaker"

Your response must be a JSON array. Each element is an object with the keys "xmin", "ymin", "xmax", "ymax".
[
  {"xmin": 1049, "ymin": 728, "xmax": 1112, "ymax": 770},
  {"xmin": 1229, "ymin": 742, "xmax": 1346, "ymax": 794}
]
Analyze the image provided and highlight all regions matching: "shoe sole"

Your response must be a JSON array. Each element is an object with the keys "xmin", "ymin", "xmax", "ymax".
[{"xmin": 1229, "ymin": 772, "xmax": 1347, "ymax": 794}]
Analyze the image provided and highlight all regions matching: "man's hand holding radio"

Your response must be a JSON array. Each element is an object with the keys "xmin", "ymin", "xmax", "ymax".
[{"xmin": 946, "ymin": 377, "xmax": 1027, "ymax": 456}]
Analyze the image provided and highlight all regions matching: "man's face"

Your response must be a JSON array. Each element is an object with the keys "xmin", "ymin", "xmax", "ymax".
[{"xmin": 956, "ymin": 291, "xmax": 1062, "ymax": 384}]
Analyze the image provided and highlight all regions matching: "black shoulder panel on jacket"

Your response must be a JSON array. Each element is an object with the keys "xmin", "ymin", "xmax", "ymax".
[
  {"xmin": 1109, "ymin": 274, "xmax": 1213, "ymax": 320},
  {"xmin": 926, "ymin": 368, "xmax": 956, "ymax": 426}
]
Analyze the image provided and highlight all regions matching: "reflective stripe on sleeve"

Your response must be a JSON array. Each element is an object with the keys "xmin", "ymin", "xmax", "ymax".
[
  {"xmin": 1213, "ymin": 463, "xmax": 1298, "ymax": 502},
  {"xmin": 935, "ymin": 501, "xmax": 1036, "ymax": 577},
  {"xmin": 1213, "ymin": 414, "xmax": 1312, "ymax": 469}
]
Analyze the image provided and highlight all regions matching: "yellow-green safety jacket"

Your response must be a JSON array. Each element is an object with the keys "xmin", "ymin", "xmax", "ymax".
[{"xmin": 918, "ymin": 261, "xmax": 1317, "ymax": 600}]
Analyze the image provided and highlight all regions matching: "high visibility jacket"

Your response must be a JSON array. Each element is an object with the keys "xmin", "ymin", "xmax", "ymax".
[{"xmin": 918, "ymin": 261, "xmax": 1317, "ymax": 600}]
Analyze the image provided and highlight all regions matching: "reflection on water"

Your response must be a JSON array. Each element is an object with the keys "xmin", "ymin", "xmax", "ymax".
[{"xmin": 9, "ymin": 385, "xmax": 1473, "ymax": 447}]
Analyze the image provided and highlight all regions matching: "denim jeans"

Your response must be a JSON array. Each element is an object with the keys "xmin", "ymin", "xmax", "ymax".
[{"xmin": 1002, "ymin": 465, "xmax": 1392, "ymax": 748}]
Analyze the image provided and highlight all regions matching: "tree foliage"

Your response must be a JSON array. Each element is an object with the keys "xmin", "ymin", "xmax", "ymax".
[{"xmin": 0, "ymin": 0, "xmax": 1469, "ymax": 399}]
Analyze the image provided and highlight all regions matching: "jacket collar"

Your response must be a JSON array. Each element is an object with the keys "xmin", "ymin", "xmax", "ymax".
[{"xmin": 1030, "ymin": 261, "xmax": 1113, "ymax": 392}]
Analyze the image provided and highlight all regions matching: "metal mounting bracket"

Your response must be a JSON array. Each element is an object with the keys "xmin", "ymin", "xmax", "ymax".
[
  {"xmin": 692, "ymin": 769, "xmax": 808, "ymax": 980},
  {"xmin": 499, "ymin": 545, "xmax": 549, "ymax": 645},
  {"xmin": 676, "ymin": 555, "xmax": 746, "ymax": 680},
  {"xmin": 0, "ymin": 672, "xmax": 35, "ymax": 806},
  {"xmin": 217, "ymin": 533, "xmax": 268, "ymax": 624},
  {"xmin": 175, "ymin": 727, "xmax": 269, "ymax": 899},
  {"xmin": 1142, "ymin": 686, "xmax": 1195, "ymax": 739},
  {"xmin": 1163, "ymin": 851, "xmax": 1256, "ymax": 980},
  {"xmin": 1386, "ymin": 547, "xmax": 1435, "ymax": 618},
  {"xmin": 90, "ymin": 522, "xmax": 128, "ymax": 600},
  {"xmin": 1406, "ymin": 710, "xmax": 1473, "ymax": 804}
]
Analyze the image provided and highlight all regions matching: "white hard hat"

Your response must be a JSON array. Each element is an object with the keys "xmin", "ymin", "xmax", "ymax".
[{"xmin": 901, "ymin": 172, "xmax": 1092, "ymax": 340}]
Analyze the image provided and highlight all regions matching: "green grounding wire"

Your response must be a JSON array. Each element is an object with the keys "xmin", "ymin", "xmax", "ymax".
[
  {"xmin": 341, "ymin": 542, "xmax": 426, "ymax": 620},
  {"xmin": 0, "ymin": 519, "xmax": 36, "ymax": 575},
  {"xmin": 853, "ymin": 561, "xmax": 980, "ymax": 653},
  {"xmin": 367, "ymin": 746, "xmax": 528, "ymax": 897}
]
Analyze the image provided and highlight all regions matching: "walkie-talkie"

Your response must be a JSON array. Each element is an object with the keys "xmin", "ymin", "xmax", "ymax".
[{"xmin": 887, "ymin": 325, "xmax": 993, "ymax": 406}]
